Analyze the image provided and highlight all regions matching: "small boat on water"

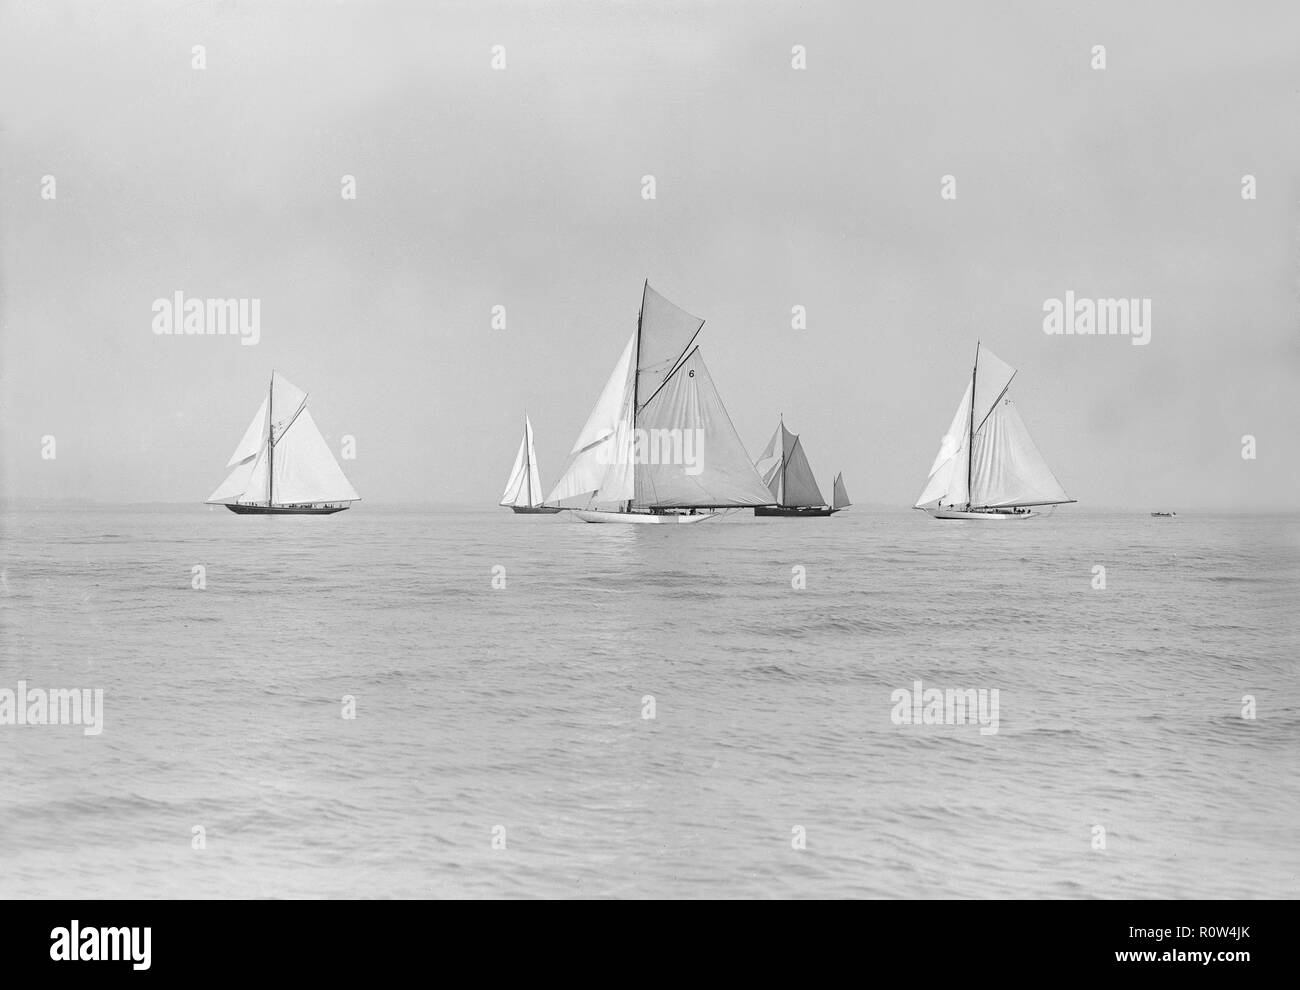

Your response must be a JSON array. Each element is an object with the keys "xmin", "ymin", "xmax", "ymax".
[
  {"xmin": 752, "ymin": 418, "xmax": 850, "ymax": 516},
  {"xmin": 914, "ymin": 343, "xmax": 1074, "ymax": 521},
  {"xmin": 1151, "ymin": 511, "xmax": 1176, "ymax": 517},
  {"xmin": 547, "ymin": 281, "xmax": 776, "ymax": 523},
  {"xmin": 206, "ymin": 371, "xmax": 360, "ymax": 515},
  {"xmin": 500, "ymin": 414, "xmax": 562, "ymax": 513}
]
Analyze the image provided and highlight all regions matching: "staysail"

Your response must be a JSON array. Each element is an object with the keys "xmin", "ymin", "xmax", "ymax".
[
  {"xmin": 913, "ymin": 345, "xmax": 1071, "ymax": 510},
  {"xmin": 206, "ymin": 372, "xmax": 359, "ymax": 506}
]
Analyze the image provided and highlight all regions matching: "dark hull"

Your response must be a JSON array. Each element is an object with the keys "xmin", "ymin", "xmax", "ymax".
[
  {"xmin": 509, "ymin": 505, "xmax": 563, "ymax": 514},
  {"xmin": 754, "ymin": 506, "xmax": 838, "ymax": 517},
  {"xmin": 225, "ymin": 503, "xmax": 349, "ymax": 515}
]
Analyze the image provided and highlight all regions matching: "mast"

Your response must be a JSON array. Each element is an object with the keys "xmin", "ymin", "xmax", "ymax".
[
  {"xmin": 967, "ymin": 343, "xmax": 977, "ymax": 510},
  {"xmin": 780, "ymin": 415, "xmax": 788, "ymax": 507},
  {"xmin": 267, "ymin": 371, "xmax": 274, "ymax": 507},
  {"xmin": 627, "ymin": 281, "xmax": 646, "ymax": 513},
  {"xmin": 522, "ymin": 413, "xmax": 530, "ymax": 507}
]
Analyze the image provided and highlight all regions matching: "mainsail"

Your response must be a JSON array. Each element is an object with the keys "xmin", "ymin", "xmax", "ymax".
[
  {"xmin": 207, "ymin": 372, "xmax": 360, "ymax": 506},
  {"xmin": 634, "ymin": 348, "xmax": 775, "ymax": 507},
  {"xmin": 500, "ymin": 415, "xmax": 546, "ymax": 508},
  {"xmin": 548, "ymin": 282, "xmax": 773, "ymax": 510},
  {"xmin": 913, "ymin": 344, "xmax": 1072, "ymax": 510}
]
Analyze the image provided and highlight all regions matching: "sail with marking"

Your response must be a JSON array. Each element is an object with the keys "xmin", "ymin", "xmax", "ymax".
[
  {"xmin": 501, "ymin": 415, "xmax": 546, "ymax": 507},
  {"xmin": 635, "ymin": 283, "xmax": 704, "ymax": 410},
  {"xmin": 632, "ymin": 348, "xmax": 774, "ymax": 507},
  {"xmin": 832, "ymin": 473, "xmax": 851, "ymax": 510},
  {"xmin": 913, "ymin": 346, "xmax": 1071, "ymax": 510}
]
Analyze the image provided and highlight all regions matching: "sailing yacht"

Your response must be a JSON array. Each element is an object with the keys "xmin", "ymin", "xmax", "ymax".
[
  {"xmin": 753, "ymin": 418, "xmax": 850, "ymax": 516},
  {"xmin": 206, "ymin": 371, "xmax": 360, "ymax": 515},
  {"xmin": 914, "ymin": 343, "xmax": 1074, "ymax": 520},
  {"xmin": 546, "ymin": 281, "xmax": 776, "ymax": 524},
  {"xmin": 500, "ymin": 414, "xmax": 561, "ymax": 513}
]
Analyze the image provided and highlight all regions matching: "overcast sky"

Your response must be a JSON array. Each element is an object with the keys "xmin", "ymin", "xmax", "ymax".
[{"xmin": 2, "ymin": 0, "xmax": 1297, "ymax": 509}]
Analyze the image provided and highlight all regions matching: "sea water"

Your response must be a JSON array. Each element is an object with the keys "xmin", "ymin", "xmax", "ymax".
[{"xmin": 1, "ymin": 503, "xmax": 1296, "ymax": 898}]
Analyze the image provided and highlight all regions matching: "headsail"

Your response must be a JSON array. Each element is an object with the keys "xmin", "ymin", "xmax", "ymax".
[
  {"xmin": 226, "ymin": 398, "xmax": 268, "ymax": 467},
  {"xmin": 546, "ymin": 334, "xmax": 636, "ymax": 506},
  {"xmin": 756, "ymin": 423, "xmax": 784, "ymax": 501},
  {"xmin": 832, "ymin": 473, "xmax": 851, "ymax": 510}
]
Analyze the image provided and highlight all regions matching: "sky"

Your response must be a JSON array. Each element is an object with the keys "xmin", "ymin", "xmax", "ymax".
[{"xmin": 2, "ymin": 0, "xmax": 1298, "ymax": 509}]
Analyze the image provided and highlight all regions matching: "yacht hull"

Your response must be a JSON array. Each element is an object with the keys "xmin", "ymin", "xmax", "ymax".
[
  {"xmin": 571, "ymin": 509, "xmax": 716, "ymax": 525},
  {"xmin": 224, "ymin": 503, "xmax": 350, "ymax": 515},
  {"xmin": 924, "ymin": 507, "xmax": 1037, "ymax": 521}
]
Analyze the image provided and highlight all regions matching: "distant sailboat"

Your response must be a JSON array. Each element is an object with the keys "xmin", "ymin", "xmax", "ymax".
[
  {"xmin": 206, "ymin": 371, "xmax": 360, "ymax": 515},
  {"xmin": 547, "ymin": 281, "xmax": 776, "ymax": 524},
  {"xmin": 500, "ymin": 414, "xmax": 561, "ymax": 513},
  {"xmin": 753, "ymin": 418, "xmax": 849, "ymax": 517},
  {"xmin": 914, "ymin": 343, "xmax": 1074, "ymax": 521}
]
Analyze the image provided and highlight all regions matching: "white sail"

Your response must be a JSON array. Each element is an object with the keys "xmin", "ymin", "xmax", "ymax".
[
  {"xmin": 228, "ymin": 444, "xmax": 270, "ymax": 505},
  {"xmin": 226, "ymin": 398, "xmax": 268, "ymax": 467},
  {"xmin": 524, "ymin": 416, "xmax": 543, "ymax": 506},
  {"xmin": 500, "ymin": 433, "xmax": 530, "ymax": 507},
  {"xmin": 832, "ymin": 473, "xmax": 851, "ymax": 510},
  {"xmin": 914, "ymin": 346, "xmax": 1071, "ymax": 510},
  {"xmin": 270, "ymin": 408, "xmax": 360, "ymax": 503},
  {"xmin": 547, "ymin": 334, "xmax": 636, "ymax": 506},
  {"xmin": 914, "ymin": 382, "xmax": 972, "ymax": 508},
  {"xmin": 207, "ymin": 373, "xmax": 359, "ymax": 506},
  {"xmin": 269, "ymin": 372, "xmax": 308, "ymax": 442},
  {"xmin": 207, "ymin": 455, "xmax": 258, "ymax": 504},
  {"xmin": 972, "ymin": 346, "xmax": 1015, "ymax": 431},
  {"xmin": 636, "ymin": 283, "xmax": 704, "ymax": 410},
  {"xmin": 500, "ymin": 416, "xmax": 546, "ymax": 507},
  {"xmin": 633, "ymin": 348, "xmax": 774, "ymax": 507},
  {"xmin": 968, "ymin": 397, "xmax": 1071, "ymax": 507}
]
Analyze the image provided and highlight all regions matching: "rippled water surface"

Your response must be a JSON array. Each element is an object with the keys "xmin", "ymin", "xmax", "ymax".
[{"xmin": 1, "ymin": 503, "xmax": 1297, "ymax": 898}]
